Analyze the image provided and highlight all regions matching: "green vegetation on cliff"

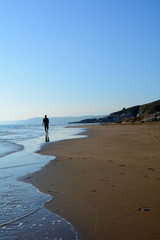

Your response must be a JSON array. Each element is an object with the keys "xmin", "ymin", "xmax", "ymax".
[
  {"xmin": 111, "ymin": 99, "xmax": 160, "ymax": 117},
  {"xmin": 111, "ymin": 105, "xmax": 140, "ymax": 117},
  {"xmin": 138, "ymin": 100, "xmax": 160, "ymax": 116}
]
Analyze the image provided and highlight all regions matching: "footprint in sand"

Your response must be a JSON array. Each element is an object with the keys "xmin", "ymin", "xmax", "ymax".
[
  {"xmin": 108, "ymin": 160, "xmax": 113, "ymax": 163},
  {"xmin": 147, "ymin": 167, "xmax": 155, "ymax": 171},
  {"xmin": 90, "ymin": 190, "xmax": 96, "ymax": 192}
]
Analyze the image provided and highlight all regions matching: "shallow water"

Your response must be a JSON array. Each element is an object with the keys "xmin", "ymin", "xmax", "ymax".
[{"xmin": 0, "ymin": 124, "xmax": 87, "ymax": 240}]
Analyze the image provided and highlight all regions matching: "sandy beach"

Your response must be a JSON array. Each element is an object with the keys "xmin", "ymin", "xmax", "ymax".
[{"xmin": 24, "ymin": 123, "xmax": 160, "ymax": 240}]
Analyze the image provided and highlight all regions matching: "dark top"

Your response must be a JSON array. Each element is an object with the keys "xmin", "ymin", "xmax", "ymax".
[{"xmin": 43, "ymin": 117, "xmax": 49, "ymax": 125}]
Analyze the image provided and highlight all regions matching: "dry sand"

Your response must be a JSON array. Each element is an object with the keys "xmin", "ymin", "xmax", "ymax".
[{"xmin": 24, "ymin": 123, "xmax": 160, "ymax": 240}]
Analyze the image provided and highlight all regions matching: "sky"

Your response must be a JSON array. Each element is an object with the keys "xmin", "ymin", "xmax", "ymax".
[{"xmin": 0, "ymin": 0, "xmax": 160, "ymax": 121}]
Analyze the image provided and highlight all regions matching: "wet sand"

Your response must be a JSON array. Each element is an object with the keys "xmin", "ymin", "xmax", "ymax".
[{"xmin": 25, "ymin": 123, "xmax": 160, "ymax": 240}]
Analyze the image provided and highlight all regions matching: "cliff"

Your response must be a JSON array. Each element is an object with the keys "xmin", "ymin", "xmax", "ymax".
[{"xmin": 70, "ymin": 100, "xmax": 160, "ymax": 124}]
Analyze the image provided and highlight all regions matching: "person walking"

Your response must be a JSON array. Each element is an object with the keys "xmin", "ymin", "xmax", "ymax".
[{"xmin": 42, "ymin": 115, "xmax": 49, "ymax": 132}]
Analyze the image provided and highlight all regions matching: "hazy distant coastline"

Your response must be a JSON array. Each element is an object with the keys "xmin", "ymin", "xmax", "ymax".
[{"xmin": 0, "ymin": 115, "xmax": 106, "ymax": 126}]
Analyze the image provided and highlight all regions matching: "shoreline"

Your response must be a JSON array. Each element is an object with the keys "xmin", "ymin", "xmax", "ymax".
[{"xmin": 24, "ymin": 123, "xmax": 160, "ymax": 240}]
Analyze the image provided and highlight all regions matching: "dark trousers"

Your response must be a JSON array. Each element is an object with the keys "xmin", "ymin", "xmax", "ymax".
[{"xmin": 45, "ymin": 124, "xmax": 49, "ymax": 132}]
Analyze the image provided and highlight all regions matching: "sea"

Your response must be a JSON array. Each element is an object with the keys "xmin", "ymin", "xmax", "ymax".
[{"xmin": 0, "ymin": 124, "xmax": 87, "ymax": 240}]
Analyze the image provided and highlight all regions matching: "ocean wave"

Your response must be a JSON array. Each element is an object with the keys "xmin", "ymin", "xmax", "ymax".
[
  {"xmin": 0, "ymin": 140, "xmax": 24, "ymax": 158},
  {"xmin": 0, "ymin": 130, "xmax": 13, "ymax": 136}
]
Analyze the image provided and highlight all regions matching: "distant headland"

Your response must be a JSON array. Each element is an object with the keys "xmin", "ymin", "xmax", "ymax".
[{"xmin": 70, "ymin": 99, "xmax": 160, "ymax": 124}]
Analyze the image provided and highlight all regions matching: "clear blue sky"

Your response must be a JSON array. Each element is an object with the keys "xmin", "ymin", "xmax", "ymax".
[{"xmin": 0, "ymin": 0, "xmax": 159, "ymax": 121}]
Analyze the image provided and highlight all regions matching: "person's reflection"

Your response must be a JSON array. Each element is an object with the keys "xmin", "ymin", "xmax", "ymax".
[{"xmin": 45, "ymin": 132, "xmax": 50, "ymax": 142}]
